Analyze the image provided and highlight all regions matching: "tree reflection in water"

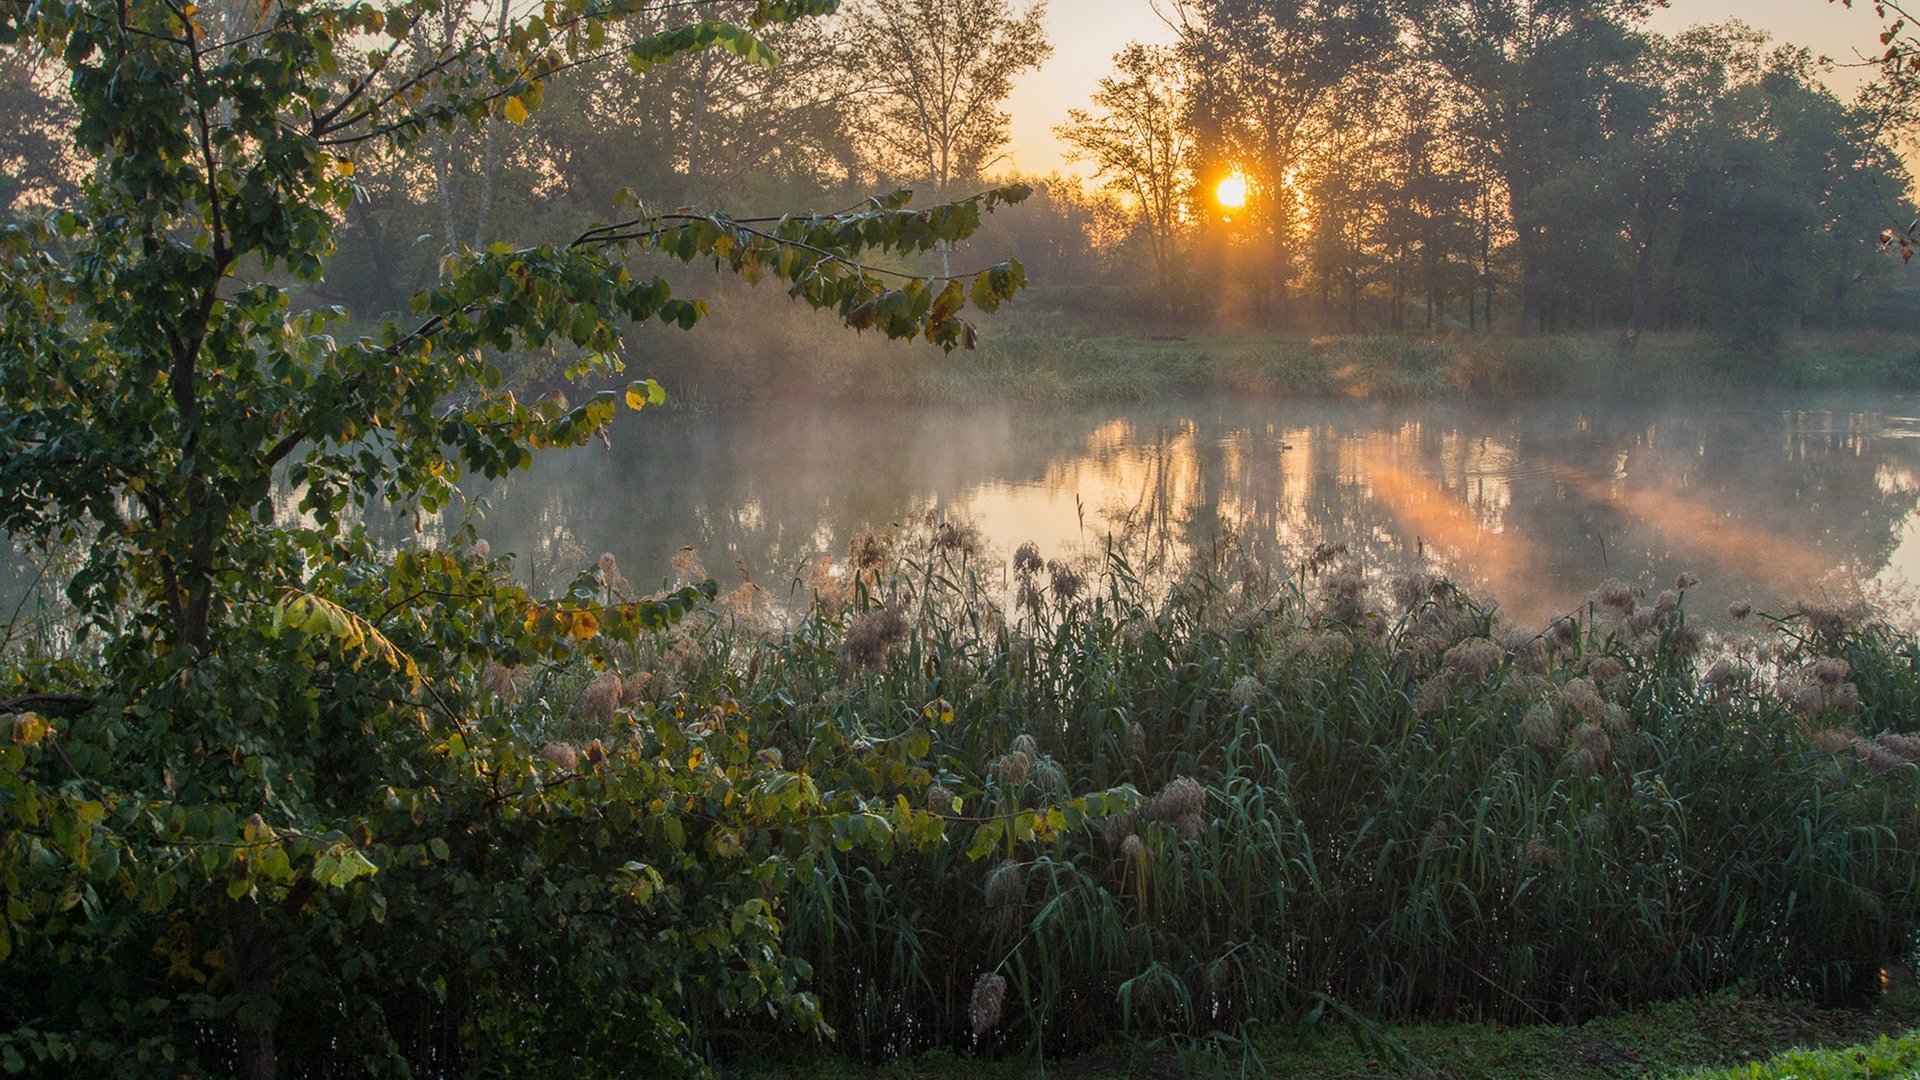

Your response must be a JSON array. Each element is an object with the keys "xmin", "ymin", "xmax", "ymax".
[{"xmin": 458, "ymin": 394, "xmax": 1920, "ymax": 629}]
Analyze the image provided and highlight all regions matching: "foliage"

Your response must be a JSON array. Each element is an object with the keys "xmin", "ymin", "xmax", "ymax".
[
  {"xmin": 0, "ymin": 0, "xmax": 1041, "ymax": 1074},
  {"xmin": 765, "ymin": 991, "xmax": 1920, "ymax": 1079},
  {"xmin": 0, "ymin": 39, "xmax": 76, "ymax": 215},
  {"xmin": 1055, "ymin": 43, "xmax": 1193, "ymax": 317},
  {"xmin": 4, "ymin": 0, "xmax": 1920, "ymax": 1073},
  {"xmin": 11, "ymin": 0, "xmax": 1908, "ymax": 349},
  {"xmin": 601, "ymin": 525, "xmax": 1920, "ymax": 1065},
  {"xmin": 1685, "ymin": 1030, "xmax": 1920, "ymax": 1079},
  {"xmin": 841, "ymin": 0, "xmax": 1051, "ymax": 202},
  {"xmin": 1173, "ymin": 0, "xmax": 1398, "ymax": 323}
]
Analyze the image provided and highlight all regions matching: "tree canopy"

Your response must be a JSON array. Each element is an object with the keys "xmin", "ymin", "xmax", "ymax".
[{"xmin": 0, "ymin": 0, "xmax": 1046, "ymax": 1073}]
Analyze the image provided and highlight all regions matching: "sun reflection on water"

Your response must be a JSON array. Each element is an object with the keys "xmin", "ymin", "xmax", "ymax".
[{"xmin": 428, "ymin": 395, "xmax": 1920, "ymax": 632}]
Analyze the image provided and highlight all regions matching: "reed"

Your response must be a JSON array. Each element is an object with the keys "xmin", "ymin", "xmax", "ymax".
[{"xmin": 563, "ymin": 521, "xmax": 1920, "ymax": 1065}]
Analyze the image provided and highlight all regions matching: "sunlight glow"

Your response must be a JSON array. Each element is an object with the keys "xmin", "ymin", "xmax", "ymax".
[{"xmin": 1215, "ymin": 172, "xmax": 1248, "ymax": 210}]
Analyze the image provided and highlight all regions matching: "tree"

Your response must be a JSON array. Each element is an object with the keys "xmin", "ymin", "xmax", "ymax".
[
  {"xmin": 0, "ymin": 38, "xmax": 76, "ymax": 215},
  {"xmin": 1401, "ymin": 0, "xmax": 1660, "ymax": 333},
  {"xmin": 1832, "ymin": 0, "xmax": 1920, "ymax": 266},
  {"xmin": 521, "ymin": 2, "xmax": 866, "ymax": 212},
  {"xmin": 319, "ymin": 1, "xmax": 869, "ymax": 317},
  {"xmin": 1172, "ymin": 0, "xmax": 1397, "ymax": 324},
  {"xmin": 0, "ymin": 0, "xmax": 1036, "ymax": 1073},
  {"xmin": 843, "ymin": 0, "xmax": 1051, "ymax": 274},
  {"xmin": 1055, "ymin": 43, "xmax": 1193, "ymax": 317},
  {"xmin": 1665, "ymin": 44, "xmax": 1905, "ymax": 350}
]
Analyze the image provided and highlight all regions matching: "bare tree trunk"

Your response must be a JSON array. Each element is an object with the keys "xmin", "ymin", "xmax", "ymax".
[
  {"xmin": 471, "ymin": 0, "xmax": 513, "ymax": 248},
  {"xmin": 430, "ymin": 1, "xmax": 460, "ymax": 251},
  {"xmin": 1151, "ymin": 232, "xmax": 1174, "ymax": 319},
  {"xmin": 432, "ymin": 130, "xmax": 459, "ymax": 251}
]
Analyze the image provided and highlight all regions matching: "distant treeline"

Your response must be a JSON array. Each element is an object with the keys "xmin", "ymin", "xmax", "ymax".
[
  {"xmin": 1042, "ymin": 1, "xmax": 1920, "ymax": 346},
  {"xmin": 5, "ymin": 0, "xmax": 1914, "ymax": 350}
]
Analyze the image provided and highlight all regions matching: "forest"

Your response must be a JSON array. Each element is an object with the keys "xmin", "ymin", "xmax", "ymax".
[
  {"xmin": 7, "ymin": 0, "xmax": 1920, "ymax": 1078},
  {"xmin": 8, "ymin": 0, "xmax": 1917, "ymax": 352}
]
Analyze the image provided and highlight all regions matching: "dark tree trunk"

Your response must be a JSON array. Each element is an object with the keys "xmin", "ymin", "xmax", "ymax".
[
  {"xmin": 1481, "ymin": 202, "xmax": 1494, "ymax": 333},
  {"xmin": 1622, "ymin": 219, "xmax": 1654, "ymax": 349},
  {"xmin": 1829, "ymin": 246, "xmax": 1852, "ymax": 331},
  {"xmin": 222, "ymin": 896, "xmax": 281, "ymax": 1080},
  {"xmin": 1392, "ymin": 243, "xmax": 1407, "ymax": 330}
]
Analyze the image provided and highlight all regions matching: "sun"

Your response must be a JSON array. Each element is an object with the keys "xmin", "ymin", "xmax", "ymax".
[{"xmin": 1216, "ymin": 172, "xmax": 1249, "ymax": 211}]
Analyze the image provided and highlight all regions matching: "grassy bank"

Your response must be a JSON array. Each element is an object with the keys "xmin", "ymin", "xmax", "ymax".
[
  {"xmin": 521, "ymin": 520, "xmax": 1920, "ymax": 1068},
  {"xmin": 739, "ymin": 992, "xmax": 1920, "ymax": 1077},
  {"xmin": 619, "ymin": 321, "xmax": 1920, "ymax": 407}
]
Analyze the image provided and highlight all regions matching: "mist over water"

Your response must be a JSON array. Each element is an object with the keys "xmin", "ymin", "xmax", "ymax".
[{"xmin": 461, "ymin": 391, "xmax": 1920, "ymax": 629}]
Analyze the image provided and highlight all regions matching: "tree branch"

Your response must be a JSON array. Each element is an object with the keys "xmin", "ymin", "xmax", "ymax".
[{"xmin": 0, "ymin": 692, "xmax": 96, "ymax": 715}]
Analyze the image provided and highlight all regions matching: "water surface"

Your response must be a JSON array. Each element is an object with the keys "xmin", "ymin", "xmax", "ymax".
[{"xmin": 462, "ymin": 393, "xmax": 1920, "ymax": 628}]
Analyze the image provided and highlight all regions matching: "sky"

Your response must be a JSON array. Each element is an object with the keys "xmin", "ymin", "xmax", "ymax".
[{"xmin": 1001, "ymin": 0, "xmax": 1898, "ymax": 179}]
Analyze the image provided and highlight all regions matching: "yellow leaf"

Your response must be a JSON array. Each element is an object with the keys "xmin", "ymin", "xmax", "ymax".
[
  {"xmin": 503, "ymin": 96, "xmax": 529, "ymax": 125},
  {"xmin": 567, "ymin": 611, "xmax": 599, "ymax": 641},
  {"xmin": 625, "ymin": 386, "xmax": 647, "ymax": 410},
  {"xmin": 11, "ymin": 713, "xmax": 49, "ymax": 748}
]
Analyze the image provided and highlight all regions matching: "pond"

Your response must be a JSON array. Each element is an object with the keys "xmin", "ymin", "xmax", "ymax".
[{"xmin": 455, "ymin": 391, "xmax": 1920, "ymax": 630}]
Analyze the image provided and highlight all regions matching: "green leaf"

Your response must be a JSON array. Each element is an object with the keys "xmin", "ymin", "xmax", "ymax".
[
  {"xmin": 258, "ymin": 845, "xmax": 293, "ymax": 881},
  {"xmin": 966, "ymin": 820, "xmax": 1003, "ymax": 861},
  {"xmin": 625, "ymin": 379, "xmax": 667, "ymax": 410},
  {"xmin": 313, "ymin": 844, "xmax": 380, "ymax": 889},
  {"xmin": 630, "ymin": 22, "xmax": 781, "ymax": 73}
]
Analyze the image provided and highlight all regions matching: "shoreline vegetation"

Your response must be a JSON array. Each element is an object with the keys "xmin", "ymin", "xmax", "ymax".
[
  {"xmin": 514, "ymin": 519, "xmax": 1920, "ymax": 1073},
  {"xmin": 14, "ymin": 0, "xmax": 1920, "ymax": 1073},
  {"xmin": 614, "ymin": 323, "xmax": 1920, "ymax": 408},
  {"xmin": 742, "ymin": 990, "xmax": 1920, "ymax": 1078}
]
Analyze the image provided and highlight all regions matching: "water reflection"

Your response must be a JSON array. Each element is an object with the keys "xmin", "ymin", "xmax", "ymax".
[{"xmin": 450, "ymin": 394, "xmax": 1920, "ymax": 627}]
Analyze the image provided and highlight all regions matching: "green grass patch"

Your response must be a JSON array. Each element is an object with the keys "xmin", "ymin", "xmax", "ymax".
[
  {"xmin": 626, "ymin": 321, "xmax": 1920, "ymax": 405},
  {"xmin": 734, "ymin": 993, "xmax": 1920, "ymax": 1078},
  {"xmin": 1682, "ymin": 1030, "xmax": 1920, "ymax": 1079}
]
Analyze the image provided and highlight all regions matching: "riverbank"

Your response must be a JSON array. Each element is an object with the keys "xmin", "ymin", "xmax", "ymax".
[
  {"xmin": 621, "ymin": 324, "xmax": 1920, "ymax": 407},
  {"xmin": 739, "ymin": 991, "xmax": 1920, "ymax": 1078}
]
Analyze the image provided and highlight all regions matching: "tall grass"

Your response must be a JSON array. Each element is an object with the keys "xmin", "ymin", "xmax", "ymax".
[{"xmin": 567, "ymin": 523, "xmax": 1920, "ymax": 1065}]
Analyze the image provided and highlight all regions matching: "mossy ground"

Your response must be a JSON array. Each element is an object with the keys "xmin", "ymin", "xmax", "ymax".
[{"xmin": 736, "ymin": 992, "xmax": 1920, "ymax": 1079}]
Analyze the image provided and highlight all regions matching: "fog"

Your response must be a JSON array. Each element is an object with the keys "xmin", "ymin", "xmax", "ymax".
[{"xmin": 458, "ymin": 391, "xmax": 1920, "ymax": 630}]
